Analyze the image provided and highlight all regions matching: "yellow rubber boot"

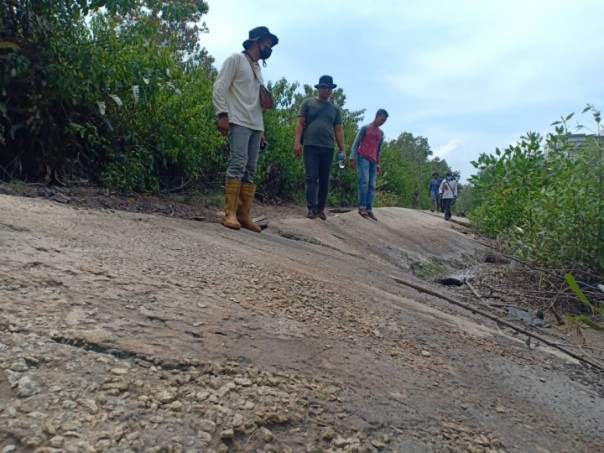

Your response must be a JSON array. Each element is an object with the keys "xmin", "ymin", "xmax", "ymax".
[
  {"xmin": 221, "ymin": 179, "xmax": 241, "ymax": 230},
  {"xmin": 237, "ymin": 182, "xmax": 262, "ymax": 233}
]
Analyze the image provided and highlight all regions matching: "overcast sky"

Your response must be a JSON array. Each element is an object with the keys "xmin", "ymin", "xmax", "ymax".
[{"xmin": 200, "ymin": 0, "xmax": 604, "ymax": 182}]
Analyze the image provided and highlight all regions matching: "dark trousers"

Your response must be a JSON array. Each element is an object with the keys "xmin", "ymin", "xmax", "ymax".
[
  {"xmin": 303, "ymin": 145, "xmax": 334, "ymax": 213},
  {"xmin": 442, "ymin": 198, "xmax": 453, "ymax": 220}
]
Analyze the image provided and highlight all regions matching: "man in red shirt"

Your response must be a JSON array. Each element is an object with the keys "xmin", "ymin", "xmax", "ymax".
[{"xmin": 349, "ymin": 109, "xmax": 389, "ymax": 221}]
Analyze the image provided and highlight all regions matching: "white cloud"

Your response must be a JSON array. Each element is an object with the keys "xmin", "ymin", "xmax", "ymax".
[{"xmin": 435, "ymin": 139, "xmax": 463, "ymax": 160}]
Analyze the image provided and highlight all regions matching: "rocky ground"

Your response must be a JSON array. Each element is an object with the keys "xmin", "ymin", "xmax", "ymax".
[{"xmin": 0, "ymin": 185, "xmax": 602, "ymax": 453}]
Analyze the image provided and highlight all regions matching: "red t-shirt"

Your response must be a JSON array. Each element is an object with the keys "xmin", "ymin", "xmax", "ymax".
[{"xmin": 357, "ymin": 125, "xmax": 384, "ymax": 163}]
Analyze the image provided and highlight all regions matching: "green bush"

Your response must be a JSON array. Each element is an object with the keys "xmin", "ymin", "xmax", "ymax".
[
  {"xmin": 0, "ymin": 1, "xmax": 215, "ymax": 191},
  {"xmin": 470, "ymin": 106, "xmax": 603, "ymax": 280},
  {"xmin": 1, "ymin": 0, "xmax": 458, "ymax": 203}
]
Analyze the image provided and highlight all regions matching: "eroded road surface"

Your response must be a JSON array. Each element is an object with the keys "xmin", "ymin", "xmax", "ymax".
[{"xmin": 1, "ymin": 194, "xmax": 602, "ymax": 453}]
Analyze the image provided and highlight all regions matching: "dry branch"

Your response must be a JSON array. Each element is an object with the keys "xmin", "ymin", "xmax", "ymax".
[
  {"xmin": 465, "ymin": 279, "xmax": 485, "ymax": 304},
  {"xmin": 390, "ymin": 275, "xmax": 604, "ymax": 372}
]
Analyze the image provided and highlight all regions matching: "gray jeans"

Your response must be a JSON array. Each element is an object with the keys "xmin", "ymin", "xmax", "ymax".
[
  {"xmin": 226, "ymin": 124, "xmax": 262, "ymax": 182},
  {"xmin": 431, "ymin": 192, "xmax": 441, "ymax": 211}
]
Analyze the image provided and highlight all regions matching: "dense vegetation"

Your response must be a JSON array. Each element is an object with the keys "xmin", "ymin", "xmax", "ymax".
[
  {"xmin": 0, "ymin": 0, "xmax": 453, "ymax": 208},
  {"xmin": 1, "ymin": 0, "xmax": 222, "ymax": 192},
  {"xmin": 469, "ymin": 107, "xmax": 603, "ymax": 279},
  {"xmin": 2, "ymin": 1, "xmax": 602, "ymax": 291}
]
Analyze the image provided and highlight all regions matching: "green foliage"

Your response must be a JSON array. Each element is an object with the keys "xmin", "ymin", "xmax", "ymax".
[
  {"xmin": 0, "ymin": 0, "xmax": 216, "ymax": 191},
  {"xmin": 379, "ymin": 140, "xmax": 414, "ymax": 206},
  {"xmin": 1, "ymin": 0, "xmax": 459, "ymax": 203},
  {"xmin": 470, "ymin": 105, "xmax": 604, "ymax": 279},
  {"xmin": 102, "ymin": 144, "xmax": 158, "ymax": 192},
  {"xmin": 255, "ymin": 79, "xmax": 305, "ymax": 201},
  {"xmin": 455, "ymin": 183, "xmax": 476, "ymax": 213},
  {"xmin": 1, "ymin": 0, "xmax": 106, "ymax": 182},
  {"xmin": 564, "ymin": 273, "xmax": 604, "ymax": 331},
  {"xmin": 86, "ymin": 12, "xmax": 223, "ymax": 191},
  {"xmin": 379, "ymin": 132, "xmax": 453, "ymax": 209}
]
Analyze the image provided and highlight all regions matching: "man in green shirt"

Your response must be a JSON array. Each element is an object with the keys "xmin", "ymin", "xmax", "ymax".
[{"xmin": 293, "ymin": 75, "xmax": 346, "ymax": 220}]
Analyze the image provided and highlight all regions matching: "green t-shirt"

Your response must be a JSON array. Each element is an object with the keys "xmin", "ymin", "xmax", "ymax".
[{"xmin": 298, "ymin": 98, "xmax": 342, "ymax": 148}]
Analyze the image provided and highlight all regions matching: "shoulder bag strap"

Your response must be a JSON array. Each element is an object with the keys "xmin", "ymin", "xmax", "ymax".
[
  {"xmin": 305, "ymin": 101, "xmax": 330, "ymax": 128},
  {"xmin": 243, "ymin": 51, "xmax": 261, "ymax": 83}
]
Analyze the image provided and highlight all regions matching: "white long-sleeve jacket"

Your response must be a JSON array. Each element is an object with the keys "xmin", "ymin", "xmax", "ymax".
[{"xmin": 212, "ymin": 52, "xmax": 264, "ymax": 131}]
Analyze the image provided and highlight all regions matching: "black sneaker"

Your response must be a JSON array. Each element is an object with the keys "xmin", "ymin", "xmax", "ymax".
[
  {"xmin": 306, "ymin": 210, "xmax": 317, "ymax": 219},
  {"xmin": 317, "ymin": 211, "xmax": 327, "ymax": 220}
]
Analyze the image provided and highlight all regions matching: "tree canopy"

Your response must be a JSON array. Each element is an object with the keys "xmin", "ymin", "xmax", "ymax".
[{"xmin": 1, "ymin": 0, "xmax": 455, "ymax": 202}]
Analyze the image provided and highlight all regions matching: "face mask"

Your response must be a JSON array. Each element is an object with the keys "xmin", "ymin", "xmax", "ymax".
[{"xmin": 259, "ymin": 45, "xmax": 272, "ymax": 60}]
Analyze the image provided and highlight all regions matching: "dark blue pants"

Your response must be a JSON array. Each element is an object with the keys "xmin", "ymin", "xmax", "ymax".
[
  {"xmin": 442, "ymin": 198, "xmax": 453, "ymax": 220},
  {"xmin": 303, "ymin": 145, "xmax": 334, "ymax": 213}
]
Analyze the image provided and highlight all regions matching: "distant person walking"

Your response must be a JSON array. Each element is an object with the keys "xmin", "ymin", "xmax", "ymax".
[
  {"xmin": 293, "ymin": 75, "xmax": 346, "ymax": 220},
  {"xmin": 439, "ymin": 171, "xmax": 458, "ymax": 221},
  {"xmin": 429, "ymin": 172, "xmax": 443, "ymax": 212},
  {"xmin": 349, "ymin": 109, "xmax": 389, "ymax": 221},
  {"xmin": 212, "ymin": 26, "xmax": 278, "ymax": 232}
]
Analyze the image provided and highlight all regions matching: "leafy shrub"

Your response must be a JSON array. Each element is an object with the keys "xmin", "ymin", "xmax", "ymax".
[
  {"xmin": 470, "ymin": 105, "xmax": 603, "ymax": 280},
  {"xmin": 0, "ymin": 1, "xmax": 216, "ymax": 191},
  {"xmin": 0, "ymin": 1, "xmax": 109, "ymax": 183},
  {"xmin": 1, "ymin": 0, "xmax": 458, "ymax": 203}
]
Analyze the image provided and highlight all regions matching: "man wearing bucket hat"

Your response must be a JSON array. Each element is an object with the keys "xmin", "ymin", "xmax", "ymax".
[
  {"xmin": 293, "ymin": 75, "xmax": 346, "ymax": 220},
  {"xmin": 212, "ymin": 26, "xmax": 278, "ymax": 232}
]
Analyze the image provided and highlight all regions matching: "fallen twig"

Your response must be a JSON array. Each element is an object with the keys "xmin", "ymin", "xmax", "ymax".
[
  {"xmin": 465, "ymin": 279, "xmax": 485, "ymax": 304},
  {"xmin": 471, "ymin": 239, "xmax": 600, "ymax": 292},
  {"xmin": 243, "ymin": 428, "xmax": 258, "ymax": 447},
  {"xmin": 390, "ymin": 275, "xmax": 604, "ymax": 372},
  {"xmin": 484, "ymin": 283, "xmax": 508, "ymax": 294},
  {"xmin": 578, "ymin": 346, "xmax": 604, "ymax": 370},
  {"xmin": 548, "ymin": 305, "xmax": 565, "ymax": 326},
  {"xmin": 448, "ymin": 217, "xmax": 470, "ymax": 227},
  {"xmin": 550, "ymin": 343, "xmax": 604, "ymax": 352}
]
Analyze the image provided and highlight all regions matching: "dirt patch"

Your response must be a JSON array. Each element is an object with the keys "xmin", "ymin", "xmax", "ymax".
[
  {"xmin": 0, "ymin": 183, "xmax": 306, "ymax": 225},
  {"xmin": 1, "ymin": 184, "xmax": 603, "ymax": 452}
]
